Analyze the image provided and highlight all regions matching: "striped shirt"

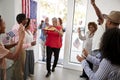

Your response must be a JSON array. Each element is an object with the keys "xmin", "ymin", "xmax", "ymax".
[
  {"xmin": 86, "ymin": 53, "xmax": 101, "ymax": 66},
  {"xmin": 82, "ymin": 57, "xmax": 120, "ymax": 80}
]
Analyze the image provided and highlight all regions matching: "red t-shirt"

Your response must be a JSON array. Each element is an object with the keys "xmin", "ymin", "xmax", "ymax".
[{"xmin": 45, "ymin": 26, "xmax": 62, "ymax": 48}]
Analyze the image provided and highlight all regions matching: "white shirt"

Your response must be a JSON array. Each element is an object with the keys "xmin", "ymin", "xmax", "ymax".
[
  {"xmin": 24, "ymin": 30, "xmax": 34, "ymax": 50},
  {"xmin": 92, "ymin": 24, "xmax": 105, "ymax": 51},
  {"xmin": 79, "ymin": 31, "xmax": 93, "ymax": 53}
]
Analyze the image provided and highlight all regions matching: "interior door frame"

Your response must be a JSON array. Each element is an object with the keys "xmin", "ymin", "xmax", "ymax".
[{"xmin": 63, "ymin": 0, "xmax": 82, "ymax": 71}]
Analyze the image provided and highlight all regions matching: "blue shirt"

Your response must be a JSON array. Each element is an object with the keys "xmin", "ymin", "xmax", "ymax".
[
  {"xmin": 40, "ymin": 22, "xmax": 46, "ymax": 41},
  {"xmin": 86, "ymin": 53, "xmax": 101, "ymax": 66}
]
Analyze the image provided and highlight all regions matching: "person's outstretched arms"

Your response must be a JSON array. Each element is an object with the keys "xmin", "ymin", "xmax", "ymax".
[
  {"xmin": 76, "ymin": 54, "xmax": 109, "ymax": 80},
  {"xmin": 77, "ymin": 27, "xmax": 86, "ymax": 40},
  {"xmin": 6, "ymin": 24, "xmax": 25, "ymax": 60},
  {"xmin": 82, "ymin": 49, "xmax": 101, "ymax": 65},
  {"xmin": 91, "ymin": 0, "xmax": 104, "ymax": 25},
  {"xmin": 4, "ymin": 42, "xmax": 18, "ymax": 49}
]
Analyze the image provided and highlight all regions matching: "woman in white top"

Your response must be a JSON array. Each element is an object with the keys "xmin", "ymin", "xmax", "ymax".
[
  {"xmin": 23, "ymin": 18, "xmax": 36, "ymax": 80},
  {"xmin": 78, "ymin": 22, "xmax": 97, "ymax": 79}
]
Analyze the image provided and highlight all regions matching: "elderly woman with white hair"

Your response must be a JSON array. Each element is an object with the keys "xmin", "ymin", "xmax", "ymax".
[{"xmin": 44, "ymin": 17, "xmax": 63, "ymax": 77}]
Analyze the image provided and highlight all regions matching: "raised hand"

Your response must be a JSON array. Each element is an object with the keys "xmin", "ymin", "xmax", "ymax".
[
  {"xmin": 76, "ymin": 55, "xmax": 85, "ymax": 62},
  {"xmin": 77, "ymin": 27, "xmax": 81, "ymax": 34},
  {"xmin": 82, "ymin": 49, "xmax": 89, "ymax": 58},
  {"xmin": 91, "ymin": 0, "xmax": 95, "ymax": 5}
]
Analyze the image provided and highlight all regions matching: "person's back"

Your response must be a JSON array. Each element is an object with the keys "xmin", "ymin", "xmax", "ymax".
[
  {"xmin": 12, "ymin": 13, "xmax": 26, "ymax": 43},
  {"xmin": 95, "ymin": 58, "xmax": 120, "ymax": 80},
  {"xmin": 11, "ymin": 13, "xmax": 27, "ymax": 80}
]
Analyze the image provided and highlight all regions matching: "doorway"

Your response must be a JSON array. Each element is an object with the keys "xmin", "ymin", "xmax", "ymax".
[
  {"xmin": 36, "ymin": 0, "xmax": 88, "ymax": 71},
  {"xmin": 37, "ymin": 0, "xmax": 67, "ymax": 65}
]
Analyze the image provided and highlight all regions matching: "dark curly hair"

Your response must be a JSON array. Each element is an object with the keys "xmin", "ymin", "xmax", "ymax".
[
  {"xmin": 16, "ymin": 13, "xmax": 26, "ymax": 24},
  {"xmin": 100, "ymin": 28, "xmax": 120, "ymax": 66},
  {"xmin": 88, "ymin": 22, "xmax": 97, "ymax": 32}
]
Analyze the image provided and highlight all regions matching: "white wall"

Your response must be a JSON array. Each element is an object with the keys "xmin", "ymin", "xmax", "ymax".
[
  {"xmin": 0, "ymin": 0, "xmax": 22, "ymax": 32},
  {"xmin": 85, "ymin": 0, "xmax": 120, "ymax": 50},
  {"xmin": 14, "ymin": 0, "xmax": 22, "ymax": 22},
  {"xmin": 0, "ymin": 0, "xmax": 15, "ymax": 31},
  {"xmin": 1, "ymin": 0, "xmax": 119, "ymax": 36},
  {"xmin": 0, "ymin": 0, "xmax": 22, "ymax": 68},
  {"xmin": 86, "ymin": 0, "xmax": 120, "ymax": 25}
]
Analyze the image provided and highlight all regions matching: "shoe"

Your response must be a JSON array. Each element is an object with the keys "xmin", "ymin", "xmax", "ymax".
[
  {"xmin": 45, "ymin": 72, "xmax": 51, "ymax": 77},
  {"xmin": 80, "ymin": 75, "xmax": 88, "ymax": 78},
  {"xmin": 86, "ymin": 78, "xmax": 89, "ymax": 80},
  {"xmin": 29, "ymin": 74, "xmax": 34, "ymax": 77},
  {"xmin": 26, "ymin": 76, "xmax": 31, "ymax": 80},
  {"xmin": 42, "ymin": 59, "xmax": 45, "ymax": 61},
  {"xmin": 52, "ymin": 68, "xmax": 55, "ymax": 72},
  {"xmin": 42, "ymin": 57, "xmax": 45, "ymax": 61}
]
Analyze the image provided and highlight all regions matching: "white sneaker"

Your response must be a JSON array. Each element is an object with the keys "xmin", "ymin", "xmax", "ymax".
[
  {"xmin": 26, "ymin": 76, "xmax": 31, "ymax": 80},
  {"xmin": 29, "ymin": 74, "xmax": 34, "ymax": 77}
]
